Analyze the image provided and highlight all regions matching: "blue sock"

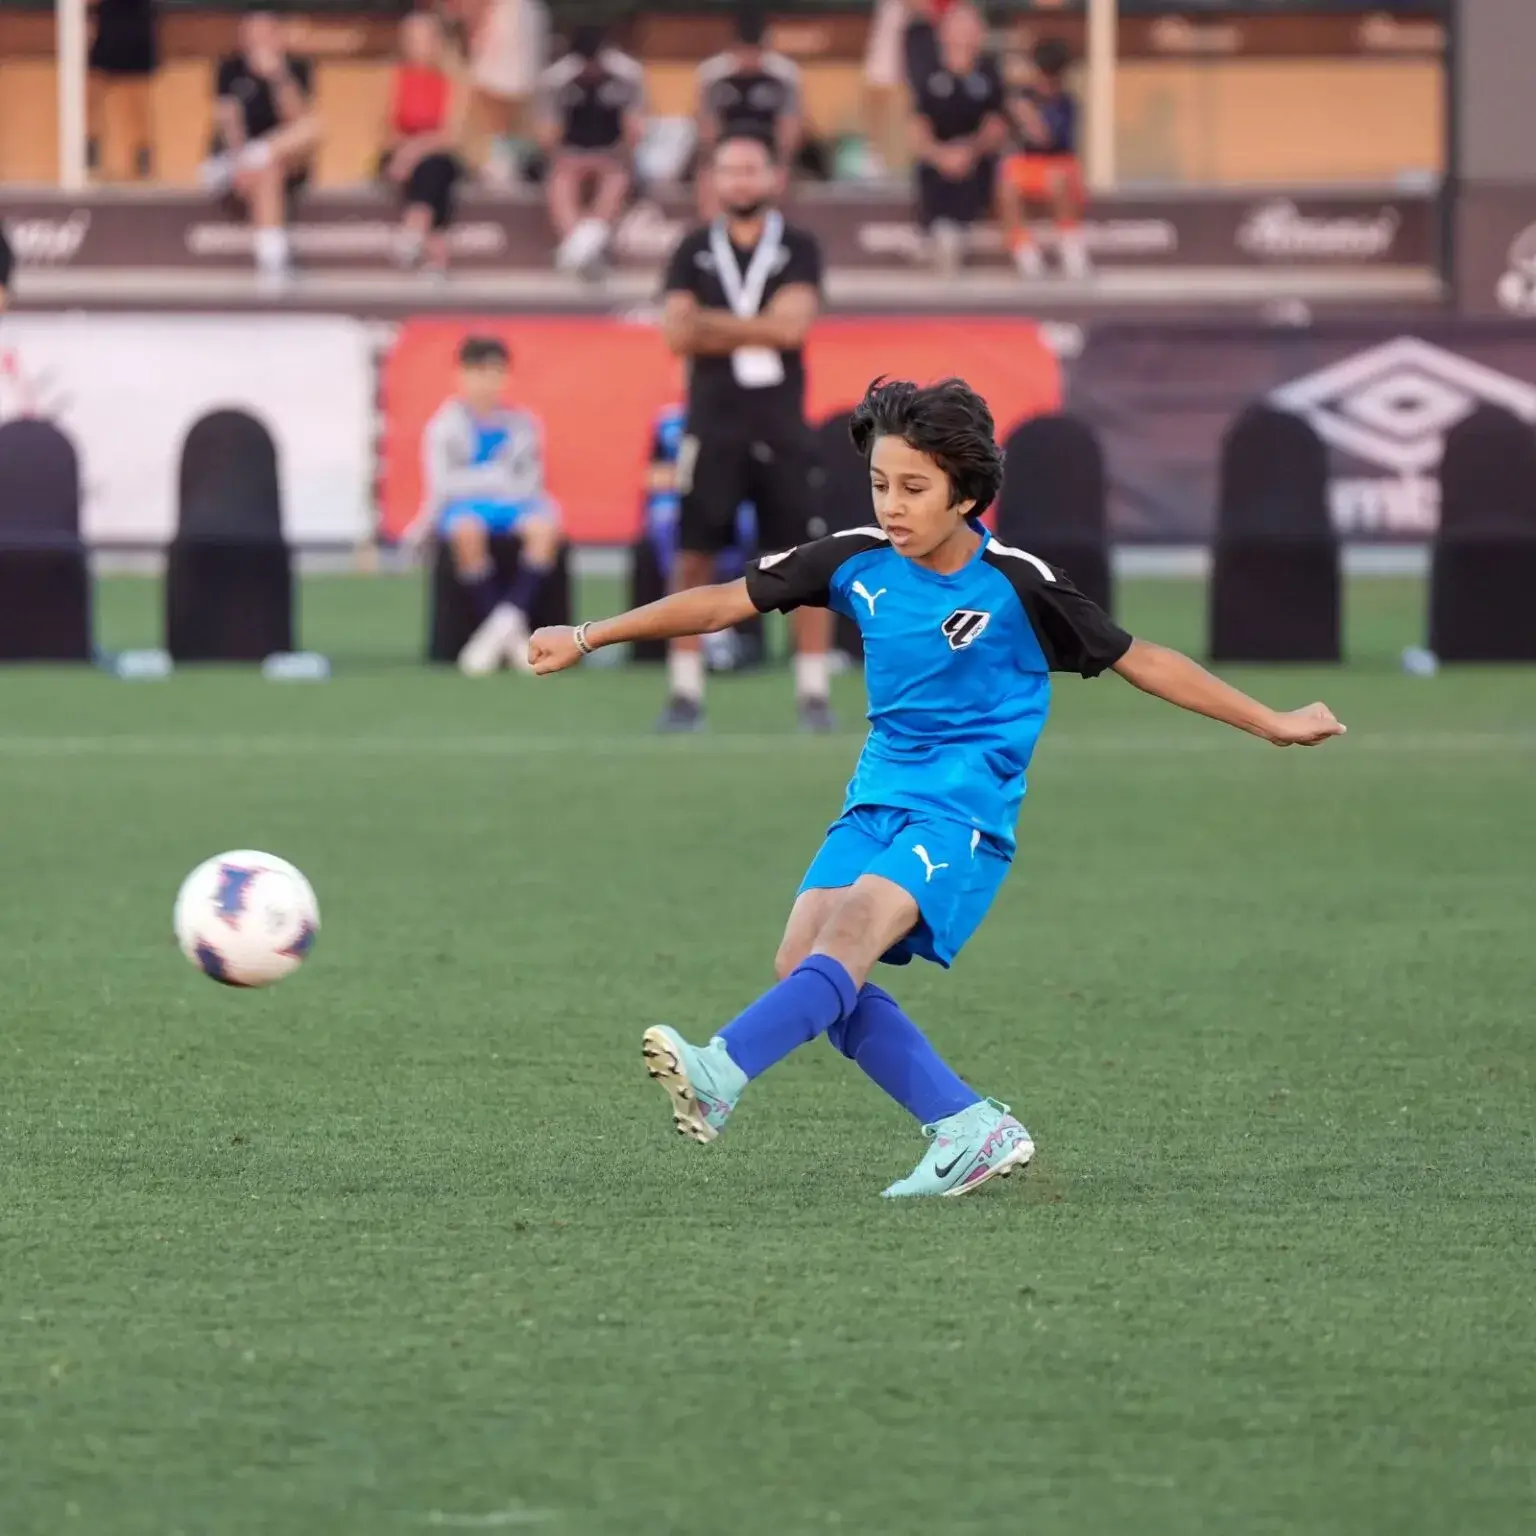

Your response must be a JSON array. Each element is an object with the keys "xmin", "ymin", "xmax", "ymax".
[
  {"xmin": 717, "ymin": 954, "xmax": 860, "ymax": 1080},
  {"xmin": 509, "ymin": 557, "xmax": 551, "ymax": 621},
  {"xmin": 461, "ymin": 568, "xmax": 502, "ymax": 621},
  {"xmin": 827, "ymin": 983, "xmax": 982, "ymax": 1125}
]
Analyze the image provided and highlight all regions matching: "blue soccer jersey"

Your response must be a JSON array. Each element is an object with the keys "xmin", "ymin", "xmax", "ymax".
[{"xmin": 746, "ymin": 527, "xmax": 1132, "ymax": 852}]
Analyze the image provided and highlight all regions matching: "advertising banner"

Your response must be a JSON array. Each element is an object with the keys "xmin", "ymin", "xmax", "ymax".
[
  {"xmin": 1066, "ymin": 324, "xmax": 1536, "ymax": 542},
  {"xmin": 379, "ymin": 316, "xmax": 1062, "ymax": 544},
  {"xmin": 0, "ymin": 315, "xmax": 373, "ymax": 546},
  {"xmin": 0, "ymin": 189, "xmax": 1436, "ymax": 276},
  {"xmin": 0, "ymin": 8, "xmax": 1446, "ymax": 65}
]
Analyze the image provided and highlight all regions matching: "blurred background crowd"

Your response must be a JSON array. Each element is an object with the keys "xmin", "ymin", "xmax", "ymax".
[{"xmin": 4, "ymin": 2, "xmax": 1536, "ymax": 679}]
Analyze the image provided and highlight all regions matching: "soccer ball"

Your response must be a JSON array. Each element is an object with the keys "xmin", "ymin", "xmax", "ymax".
[{"xmin": 174, "ymin": 850, "xmax": 319, "ymax": 987}]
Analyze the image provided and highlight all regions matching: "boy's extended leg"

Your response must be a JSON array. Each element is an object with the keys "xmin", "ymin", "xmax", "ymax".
[
  {"xmin": 642, "ymin": 878, "xmax": 918, "ymax": 1143},
  {"xmin": 824, "ymin": 988, "xmax": 1033, "ymax": 1198},
  {"xmin": 826, "ymin": 983, "xmax": 980, "ymax": 1125}
]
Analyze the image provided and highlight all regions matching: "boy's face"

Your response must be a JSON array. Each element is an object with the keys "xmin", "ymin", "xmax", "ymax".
[
  {"xmin": 458, "ymin": 360, "xmax": 508, "ymax": 412},
  {"xmin": 868, "ymin": 435, "xmax": 975, "ymax": 559}
]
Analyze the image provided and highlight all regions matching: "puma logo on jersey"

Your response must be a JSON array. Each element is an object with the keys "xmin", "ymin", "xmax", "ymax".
[
  {"xmin": 941, "ymin": 608, "xmax": 991, "ymax": 650},
  {"xmin": 851, "ymin": 581, "xmax": 887, "ymax": 616},
  {"xmin": 912, "ymin": 845, "xmax": 950, "ymax": 882}
]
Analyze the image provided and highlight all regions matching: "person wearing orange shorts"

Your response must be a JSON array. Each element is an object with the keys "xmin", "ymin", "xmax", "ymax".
[{"xmin": 998, "ymin": 38, "xmax": 1089, "ymax": 280}]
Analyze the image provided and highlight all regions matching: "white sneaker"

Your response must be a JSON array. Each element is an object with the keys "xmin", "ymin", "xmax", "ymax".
[
  {"xmin": 1013, "ymin": 243, "xmax": 1046, "ymax": 280},
  {"xmin": 200, "ymin": 154, "xmax": 237, "ymax": 194},
  {"xmin": 394, "ymin": 230, "xmax": 425, "ymax": 270},
  {"xmin": 931, "ymin": 220, "xmax": 964, "ymax": 277},
  {"xmin": 557, "ymin": 218, "xmax": 609, "ymax": 275},
  {"xmin": 1058, "ymin": 234, "xmax": 1093, "ymax": 281},
  {"xmin": 458, "ymin": 604, "xmax": 520, "ymax": 676},
  {"xmin": 502, "ymin": 610, "xmax": 534, "ymax": 674},
  {"xmin": 254, "ymin": 263, "xmax": 293, "ymax": 296}
]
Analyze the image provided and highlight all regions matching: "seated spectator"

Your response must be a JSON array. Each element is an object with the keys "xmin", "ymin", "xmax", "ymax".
[
  {"xmin": 382, "ymin": 11, "xmax": 465, "ymax": 279},
  {"xmin": 416, "ymin": 336, "xmax": 563, "ymax": 677},
  {"xmin": 999, "ymin": 37, "xmax": 1089, "ymax": 279},
  {"xmin": 537, "ymin": 24, "xmax": 644, "ymax": 278},
  {"xmin": 204, "ymin": 12, "xmax": 322, "ymax": 288},
  {"xmin": 89, "ymin": 0, "xmax": 159, "ymax": 181},
  {"xmin": 467, "ymin": 0, "xmax": 549, "ymax": 185},
  {"xmin": 908, "ymin": 3, "xmax": 1007, "ymax": 274},
  {"xmin": 695, "ymin": 7, "xmax": 801, "ymax": 217}
]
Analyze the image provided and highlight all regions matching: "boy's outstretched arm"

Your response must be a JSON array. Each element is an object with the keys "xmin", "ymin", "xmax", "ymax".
[
  {"xmin": 527, "ymin": 579, "xmax": 757, "ymax": 675},
  {"xmin": 1112, "ymin": 639, "xmax": 1345, "ymax": 747}
]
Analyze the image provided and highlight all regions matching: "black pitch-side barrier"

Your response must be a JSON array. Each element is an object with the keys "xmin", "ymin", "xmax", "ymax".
[
  {"xmin": 1209, "ymin": 404, "xmax": 1341, "ymax": 664},
  {"xmin": 165, "ymin": 409, "xmax": 295, "ymax": 662},
  {"xmin": 996, "ymin": 414, "xmax": 1114, "ymax": 613},
  {"xmin": 1430, "ymin": 404, "xmax": 1536, "ymax": 662},
  {"xmin": 0, "ymin": 418, "xmax": 93, "ymax": 661}
]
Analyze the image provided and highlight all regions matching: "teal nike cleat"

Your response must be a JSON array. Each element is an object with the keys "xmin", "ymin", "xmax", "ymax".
[
  {"xmin": 881, "ymin": 1098, "xmax": 1035, "ymax": 1198},
  {"xmin": 641, "ymin": 1026, "xmax": 747, "ymax": 1144}
]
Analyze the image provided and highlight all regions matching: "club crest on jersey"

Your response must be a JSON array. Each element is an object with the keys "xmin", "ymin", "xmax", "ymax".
[{"xmin": 941, "ymin": 609, "xmax": 991, "ymax": 650}]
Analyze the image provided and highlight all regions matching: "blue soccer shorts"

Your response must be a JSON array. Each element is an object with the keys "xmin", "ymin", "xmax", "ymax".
[
  {"xmin": 797, "ymin": 804, "xmax": 1013, "ymax": 968},
  {"xmin": 438, "ymin": 500, "xmax": 542, "ymax": 538}
]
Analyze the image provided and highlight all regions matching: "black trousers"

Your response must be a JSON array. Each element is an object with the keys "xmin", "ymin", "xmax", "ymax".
[
  {"xmin": 402, "ymin": 151, "xmax": 461, "ymax": 231},
  {"xmin": 916, "ymin": 158, "xmax": 996, "ymax": 229}
]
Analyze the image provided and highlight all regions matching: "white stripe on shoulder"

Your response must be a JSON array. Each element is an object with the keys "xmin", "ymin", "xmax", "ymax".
[
  {"xmin": 601, "ymin": 49, "xmax": 644, "ymax": 81},
  {"xmin": 542, "ymin": 56, "xmax": 583, "ymax": 89},
  {"xmin": 833, "ymin": 525, "xmax": 889, "ymax": 541},
  {"xmin": 696, "ymin": 52, "xmax": 735, "ymax": 85},
  {"xmin": 985, "ymin": 538, "xmax": 1057, "ymax": 581},
  {"xmin": 763, "ymin": 51, "xmax": 802, "ymax": 84}
]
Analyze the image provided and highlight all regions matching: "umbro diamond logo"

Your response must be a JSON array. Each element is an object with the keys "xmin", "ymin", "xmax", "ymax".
[
  {"xmin": 1267, "ymin": 337, "xmax": 1536, "ymax": 533},
  {"xmin": 912, "ymin": 845, "xmax": 949, "ymax": 883},
  {"xmin": 941, "ymin": 609, "xmax": 991, "ymax": 650},
  {"xmin": 850, "ymin": 580, "xmax": 887, "ymax": 616}
]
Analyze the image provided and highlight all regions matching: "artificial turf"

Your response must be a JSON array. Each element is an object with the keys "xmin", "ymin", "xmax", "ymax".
[{"xmin": 0, "ymin": 574, "xmax": 1531, "ymax": 1535}]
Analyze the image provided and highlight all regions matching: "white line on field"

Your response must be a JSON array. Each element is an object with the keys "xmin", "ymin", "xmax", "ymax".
[
  {"xmin": 0, "ymin": 731, "xmax": 1531, "ymax": 758},
  {"xmin": 422, "ymin": 1508, "xmax": 558, "ymax": 1529}
]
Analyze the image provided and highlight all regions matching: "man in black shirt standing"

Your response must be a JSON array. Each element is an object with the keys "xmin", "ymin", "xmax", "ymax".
[
  {"xmin": 909, "ymin": 3, "xmax": 1007, "ymax": 274},
  {"xmin": 694, "ymin": 8, "xmax": 801, "ymax": 219},
  {"xmin": 658, "ymin": 130, "xmax": 832, "ymax": 734},
  {"xmin": 204, "ymin": 11, "xmax": 321, "ymax": 288},
  {"xmin": 537, "ymin": 23, "xmax": 645, "ymax": 278}
]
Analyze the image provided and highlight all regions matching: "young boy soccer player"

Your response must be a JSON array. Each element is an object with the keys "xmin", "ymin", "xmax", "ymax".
[
  {"xmin": 417, "ymin": 336, "xmax": 563, "ymax": 676},
  {"xmin": 528, "ymin": 379, "xmax": 1345, "ymax": 1197}
]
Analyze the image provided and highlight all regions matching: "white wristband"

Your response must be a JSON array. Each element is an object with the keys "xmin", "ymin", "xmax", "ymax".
[{"xmin": 573, "ymin": 622, "xmax": 594, "ymax": 656}]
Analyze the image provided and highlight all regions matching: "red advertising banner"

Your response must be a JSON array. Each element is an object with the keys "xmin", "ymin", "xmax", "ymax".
[{"xmin": 380, "ymin": 317, "xmax": 1062, "ymax": 543}]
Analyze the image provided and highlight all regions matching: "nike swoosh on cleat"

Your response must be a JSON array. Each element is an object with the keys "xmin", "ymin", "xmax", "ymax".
[{"xmin": 934, "ymin": 1151, "xmax": 969, "ymax": 1179}]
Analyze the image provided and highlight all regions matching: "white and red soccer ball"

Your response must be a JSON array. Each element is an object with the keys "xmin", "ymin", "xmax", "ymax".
[{"xmin": 174, "ymin": 850, "xmax": 319, "ymax": 987}]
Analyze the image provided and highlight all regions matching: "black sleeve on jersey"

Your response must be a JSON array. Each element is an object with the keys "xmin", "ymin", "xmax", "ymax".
[
  {"xmin": 781, "ymin": 229, "xmax": 823, "ymax": 293},
  {"xmin": 984, "ymin": 548, "xmax": 1134, "ymax": 677},
  {"xmin": 746, "ymin": 531, "xmax": 886, "ymax": 614},
  {"xmin": 662, "ymin": 230, "xmax": 702, "ymax": 296}
]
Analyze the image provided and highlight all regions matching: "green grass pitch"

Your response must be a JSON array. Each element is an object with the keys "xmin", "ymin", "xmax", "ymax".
[{"xmin": 1, "ymin": 575, "xmax": 1532, "ymax": 1535}]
